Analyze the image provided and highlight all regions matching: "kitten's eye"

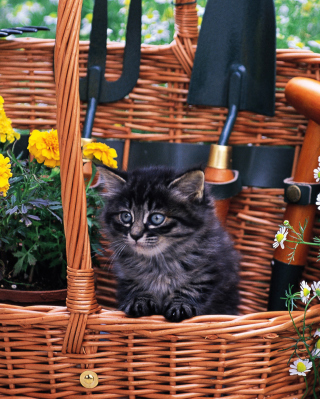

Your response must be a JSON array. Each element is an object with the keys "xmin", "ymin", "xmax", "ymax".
[
  {"xmin": 149, "ymin": 213, "xmax": 165, "ymax": 226},
  {"xmin": 120, "ymin": 212, "xmax": 132, "ymax": 224}
]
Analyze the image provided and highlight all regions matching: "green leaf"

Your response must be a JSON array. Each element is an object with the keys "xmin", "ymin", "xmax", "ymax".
[
  {"xmin": 13, "ymin": 250, "xmax": 26, "ymax": 258},
  {"xmin": 13, "ymin": 256, "xmax": 26, "ymax": 276},
  {"xmin": 27, "ymin": 253, "xmax": 37, "ymax": 266}
]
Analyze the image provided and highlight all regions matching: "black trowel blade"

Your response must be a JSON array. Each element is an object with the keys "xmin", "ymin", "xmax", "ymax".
[{"xmin": 188, "ymin": 0, "xmax": 276, "ymax": 116}]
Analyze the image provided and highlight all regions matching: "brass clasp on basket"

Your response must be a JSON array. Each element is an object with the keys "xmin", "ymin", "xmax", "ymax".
[{"xmin": 80, "ymin": 370, "xmax": 99, "ymax": 388}]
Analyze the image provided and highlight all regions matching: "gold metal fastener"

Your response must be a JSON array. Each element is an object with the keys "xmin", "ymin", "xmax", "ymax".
[{"xmin": 80, "ymin": 370, "xmax": 99, "ymax": 388}]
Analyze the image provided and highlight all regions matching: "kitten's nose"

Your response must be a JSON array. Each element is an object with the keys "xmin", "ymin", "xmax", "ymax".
[{"xmin": 130, "ymin": 231, "xmax": 144, "ymax": 242}]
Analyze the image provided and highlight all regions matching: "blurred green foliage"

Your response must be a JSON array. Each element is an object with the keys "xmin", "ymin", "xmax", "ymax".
[{"xmin": 1, "ymin": 0, "xmax": 320, "ymax": 51}]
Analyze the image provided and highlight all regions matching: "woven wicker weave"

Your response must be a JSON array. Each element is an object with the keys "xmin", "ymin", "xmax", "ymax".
[{"xmin": 1, "ymin": 0, "xmax": 320, "ymax": 397}]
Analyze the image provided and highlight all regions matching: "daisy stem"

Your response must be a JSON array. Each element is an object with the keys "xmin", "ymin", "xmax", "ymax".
[
  {"xmin": 302, "ymin": 376, "xmax": 308, "ymax": 399},
  {"xmin": 299, "ymin": 295, "xmax": 319, "ymax": 398},
  {"xmin": 286, "ymin": 239, "xmax": 320, "ymax": 247}
]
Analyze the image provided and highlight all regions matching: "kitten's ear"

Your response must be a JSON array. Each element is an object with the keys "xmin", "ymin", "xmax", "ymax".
[
  {"xmin": 97, "ymin": 166, "xmax": 127, "ymax": 196},
  {"xmin": 168, "ymin": 170, "xmax": 204, "ymax": 201}
]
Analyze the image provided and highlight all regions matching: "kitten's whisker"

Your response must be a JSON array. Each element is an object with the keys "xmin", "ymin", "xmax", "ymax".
[{"xmin": 110, "ymin": 242, "xmax": 128, "ymax": 263}]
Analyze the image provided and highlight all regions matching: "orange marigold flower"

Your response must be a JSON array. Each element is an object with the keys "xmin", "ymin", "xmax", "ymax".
[
  {"xmin": 0, "ymin": 153, "xmax": 12, "ymax": 197},
  {"xmin": 83, "ymin": 142, "xmax": 118, "ymax": 168},
  {"xmin": 28, "ymin": 129, "xmax": 60, "ymax": 168}
]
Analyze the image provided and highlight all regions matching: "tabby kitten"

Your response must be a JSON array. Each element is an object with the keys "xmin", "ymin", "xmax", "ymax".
[{"xmin": 98, "ymin": 165, "xmax": 239, "ymax": 322}]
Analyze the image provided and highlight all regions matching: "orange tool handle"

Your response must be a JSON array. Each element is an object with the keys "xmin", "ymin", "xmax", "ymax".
[
  {"xmin": 205, "ymin": 165, "xmax": 234, "ymax": 224},
  {"xmin": 274, "ymin": 78, "xmax": 320, "ymax": 265},
  {"xmin": 268, "ymin": 77, "xmax": 320, "ymax": 311},
  {"xmin": 204, "ymin": 143, "xmax": 234, "ymax": 224}
]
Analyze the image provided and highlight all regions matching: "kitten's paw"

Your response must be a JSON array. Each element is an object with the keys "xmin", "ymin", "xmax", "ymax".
[
  {"xmin": 122, "ymin": 296, "xmax": 159, "ymax": 317},
  {"xmin": 164, "ymin": 300, "xmax": 197, "ymax": 322}
]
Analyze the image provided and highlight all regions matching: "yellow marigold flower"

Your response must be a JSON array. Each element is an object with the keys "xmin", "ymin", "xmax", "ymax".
[
  {"xmin": 0, "ymin": 96, "xmax": 20, "ymax": 144},
  {"xmin": 0, "ymin": 153, "xmax": 12, "ymax": 197},
  {"xmin": 28, "ymin": 129, "xmax": 60, "ymax": 168},
  {"xmin": 83, "ymin": 142, "xmax": 118, "ymax": 168}
]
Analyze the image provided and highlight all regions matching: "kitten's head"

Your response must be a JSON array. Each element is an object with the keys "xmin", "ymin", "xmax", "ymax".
[{"xmin": 98, "ymin": 166, "xmax": 213, "ymax": 258}]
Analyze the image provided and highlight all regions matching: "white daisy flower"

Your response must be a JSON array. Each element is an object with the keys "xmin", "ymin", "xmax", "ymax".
[
  {"xmin": 312, "ymin": 339, "xmax": 320, "ymax": 358},
  {"xmin": 311, "ymin": 281, "xmax": 320, "ymax": 299},
  {"xmin": 142, "ymin": 10, "xmax": 160, "ymax": 24},
  {"xmin": 289, "ymin": 358, "xmax": 312, "ymax": 376},
  {"xmin": 314, "ymin": 167, "xmax": 320, "ymax": 182},
  {"xmin": 309, "ymin": 41, "xmax": 320, "ymax": 50},
  {"xmin": 314, "ymin": 328, "xmax": 320, "ymax": 338},
  {"xmin": 300, "ymin": 281, "xmax": 311, "ymax": 304},
  {"xmin": 273, "ymin": 226, "xmax": 288, "ymax": 249},
  {"xmin": 316, "ymin": 193, "xmax": 320, "ymax": 210}
]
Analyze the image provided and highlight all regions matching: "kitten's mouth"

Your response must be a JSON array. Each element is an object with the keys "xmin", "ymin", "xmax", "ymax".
[{"xmin": 128, "ymin": 236, "xmax": 164, "ymax": 255}]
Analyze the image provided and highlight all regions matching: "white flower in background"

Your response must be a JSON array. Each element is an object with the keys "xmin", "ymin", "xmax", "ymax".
[
  {"xmin": 276, "ymin": 27, "xmax": 285, "ymax": 40},
  {"xmin": 49, "ymin": 0, "xmax": 59, "ymax": 4},
  {"xmin": 119, "ymin": 7, "xmax": 128, "ymax": 15},
  {"xmin": 279, "ymin": 4, "xmax": 289, "ymax": 15},
  {"xmin": 300, "ymin": 281, "xmax": 311, "ymax": 304},
  {"xmin": 289, "ymin": 359, "xmax": 312, "ymax": 376},
  {"xmin": 152, "ymin": 21, "xmax": 170, "ymax": 41},
  {"xmin": 80, "ymin": 14, "xmax": 92, "ymax": 36},
  {"xmin": 155, "ymin": 0, "xmax": 170, "ymax": 4},
  {"xmin": 196, "ymin": 4, "xmax": 205, "ymax": 17},
  {"xmin": 312, "ymin": 339, "xmax": 320, "ymax": 357},
  {"xmin": 273, "ymin": 226, "xmax": 288, "ymax": 249},
  {"xmin": 142, "ymin": 10, "xmax": 160, "ymax": 24},
  {"xmin": 7, "ymin": 2, "xmax": 44, "ymax": 26},
  {"xmin": 142, "ymin": 19, "xmax": 170, "ymax": 44},
  {"xmin": 287, "ymin": 35, "xmax": 309, "ymax": 50},
  {"xmin": 279, "ymin": 15, "xmax": 289, "ymax": 25},
  {"xmin": 278, "ymin": 5, "xmax": 289, "ymax": 24},
  {"xmin": 44, "ymin": 14, "xmax": 57, "ymax": 27},
  {"xmin": 311, "ymin": 281, "xmax": 320, "ymax": 299}
]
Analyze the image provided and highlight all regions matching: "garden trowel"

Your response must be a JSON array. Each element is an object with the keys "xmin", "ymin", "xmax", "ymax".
[
  {"xmin": 187, "ymin": 0, "xmax": 276, "ymax": 222},
  {"xmin": 80, "ymin": 0, "xmax": 141, "ymax": 139}
]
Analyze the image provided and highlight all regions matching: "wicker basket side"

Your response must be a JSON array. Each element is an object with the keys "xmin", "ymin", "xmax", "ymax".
[{"xmin": 1, "ymin": 303, "xmax": 320, "ymax": 397}]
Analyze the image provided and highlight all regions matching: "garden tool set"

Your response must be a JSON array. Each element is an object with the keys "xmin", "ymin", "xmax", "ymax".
[{"xmin": 81, "ymin": 0, "xmax": 317, "ymax": 310}]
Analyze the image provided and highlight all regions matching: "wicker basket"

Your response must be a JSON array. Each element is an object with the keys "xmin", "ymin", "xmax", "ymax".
[{"xmin": 1, "ymin": 0, "xmax": 320, "ymax": 397}]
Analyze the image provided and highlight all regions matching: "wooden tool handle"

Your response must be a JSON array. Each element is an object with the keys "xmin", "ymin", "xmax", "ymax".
[
  {"xmin": 285, "ymin": 77, "xmax": 320, "ymax": 126},
  {"xmin": 268, "ymin": 77, "xmax": 320, "ymax": 311},
  {"xmin": 205, "ymin": 144, "xmax": 234, "ymax": 224},
  {"xmin": 274, "ymin": 78, "xmax": 320, "ymax": 265},
  {"xmin": 205, "ymin": 166, "xmax": 234, "ymax": 224}
]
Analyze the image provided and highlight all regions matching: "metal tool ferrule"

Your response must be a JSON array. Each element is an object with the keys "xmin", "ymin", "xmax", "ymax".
[{"xmin": 207, "ymin": 144, "xmax": 232, "ymax": 169}]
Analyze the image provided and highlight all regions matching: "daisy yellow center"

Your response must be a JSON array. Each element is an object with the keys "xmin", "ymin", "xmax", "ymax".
[
  {"xmin": 303, "ymin": 287, "xmax": 310, "ymax": 297},
  {"xmin": 318, "ymin": 171, "xmax": 320, "ymax": 178},
  {"xmin": 316, "ymin": 340, "xmax": 320, "ymax": 349},
  {"xmin": 276, "ymin": 233, "xmax": 284, "ymax": 242},
  {"xmin": 316, "ymin": 288, "xmax": 320, "ymax": 297},
  {"xmin": 297, "ymin": 362, "xmax": 307, "ymax": 373}
]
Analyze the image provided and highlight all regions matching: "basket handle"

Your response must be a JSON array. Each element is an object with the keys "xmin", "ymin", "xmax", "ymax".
[
  {"xmin": 173, "ymin": 0, "xmax": 199, "ymax": 77},
  {"xmin": 55, "ymin": 0, "xmax": 100, "ymax": 354}
]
